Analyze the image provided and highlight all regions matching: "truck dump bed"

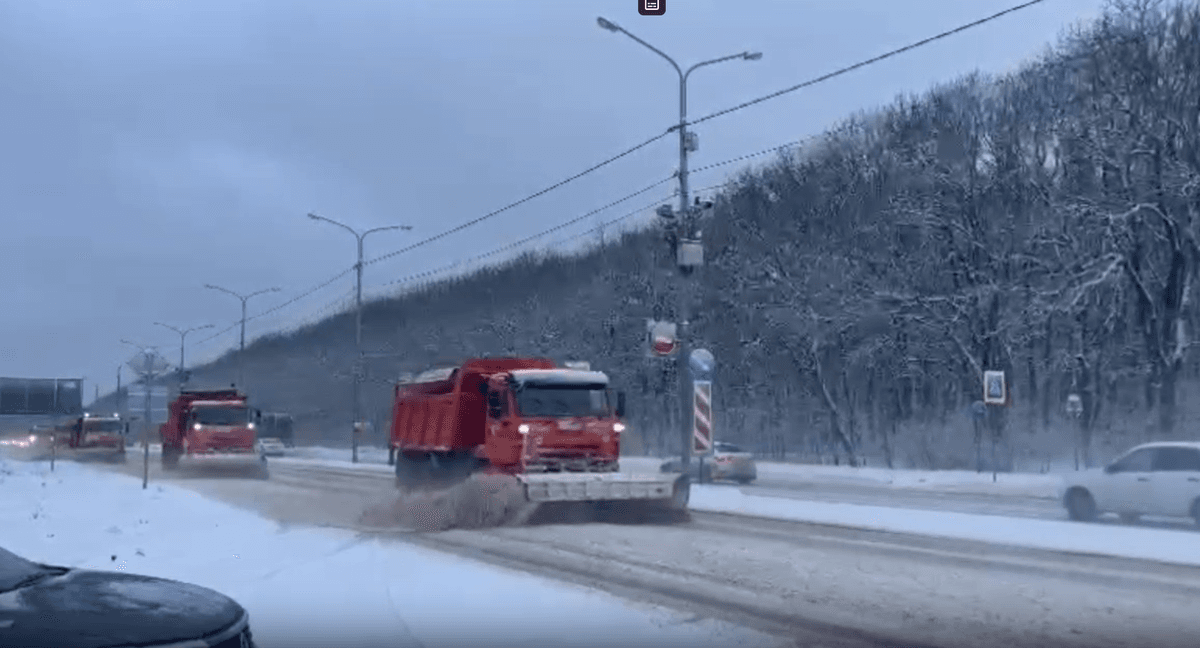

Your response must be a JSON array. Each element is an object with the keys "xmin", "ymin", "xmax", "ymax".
[{"xmin": 391, "ymin": 358, "xmax": 555, "ymax": 452}]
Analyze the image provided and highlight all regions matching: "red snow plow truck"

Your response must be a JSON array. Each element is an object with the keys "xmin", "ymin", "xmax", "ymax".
[
  {"xmin": 159, "ymin": 388, "xmax": 268, "ymax": 478},
  {"xmin": 388, "ymin": 357, "xmax": 688, "ymax": 511},
  {"xmin": 55, "ymin": 414, "xmax": 129, "ymax": 462}
]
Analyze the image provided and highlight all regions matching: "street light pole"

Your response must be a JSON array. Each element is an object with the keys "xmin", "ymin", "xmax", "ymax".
[
  {"xmin": 203, "ymin": 285, "xmax": 281, "ymax": 390},
  {"xmin": 154, "ymin": 322, "xmax": 215, "ymax": 389},
  {"xmin": 597, "ymin": 16, "xmax": 760, "ymax": 485},
  {"xmin": 307, "ymin": 212, "xmax": 411, "ymax": 463}
]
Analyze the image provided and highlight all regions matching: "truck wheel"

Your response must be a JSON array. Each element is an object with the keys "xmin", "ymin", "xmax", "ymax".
[
  {"xmin": 1066, "ymin": 488, "xmax": 1096, "ymax": 522},
  {"xmin": 162, "ymin": 447, "xmax": 181, "ymax": 470},
  {"xmin": 395, "ymin": 452, "xmax": 418, "ymax": 491},
  {"xmin": 668, "ymin": 476, "xmax": 690, "ymax": 511}
]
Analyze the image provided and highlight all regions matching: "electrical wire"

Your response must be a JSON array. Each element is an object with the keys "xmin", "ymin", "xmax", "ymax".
[
  {"xmin": 197, "ymin": 131, "xmax": 679, "ymax": 343},
  {"xmin": 190, "ymin": 132, "xmax": 832, "ymax": 351},
  {"xmin": 377, "ymin": 176, "xmax": 737, "ymax": 293},
  {"xmin": 139, "ymin": 4, "xmax": 1048, "ymax": 358},
  {"xmin": 689, "ymin": 0, "xmax": 1047, "ymax": 127},
  {"xmin": 362, "ymin": 130, "xmax": 674, "ymax": 269}
]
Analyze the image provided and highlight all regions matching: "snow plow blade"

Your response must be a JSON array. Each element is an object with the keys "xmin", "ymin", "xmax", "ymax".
[{"xmin": 518, "ymin": 472, "xmax": 681, "ymax": 503}]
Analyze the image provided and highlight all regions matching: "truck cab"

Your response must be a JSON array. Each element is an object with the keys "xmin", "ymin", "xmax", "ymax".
[
  {"xmin": 160, "ymin": 388, "xmax": 265, "ymax": 476},
  {"xmin": 184, "ymin": 400, "xmax": 259, "ymax": 455},
  {"xmin": 484, "ymin": 368, "xmax": 627, "ymax": 473}
]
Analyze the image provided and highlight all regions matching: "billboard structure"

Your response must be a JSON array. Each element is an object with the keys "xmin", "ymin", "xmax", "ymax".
[{"xmin": 0, "ymin": 377, "xmax": 83, "ymax": 416}]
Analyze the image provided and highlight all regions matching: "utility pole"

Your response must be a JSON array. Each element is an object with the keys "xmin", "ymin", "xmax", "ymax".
[
  {"xmin": 597, "ymin": 16, "xmax": 760, "ymax": 486},
  {"xmin": 204, "ymin": 284, "xmax": 281, "ymax": 390},
  {"xmin": 155, "ymin": 322, "xmax": 215, "ymax": 391},
  {"xmin": 307, "ymin": 212, "xmax": 411, "ymax": 463}
]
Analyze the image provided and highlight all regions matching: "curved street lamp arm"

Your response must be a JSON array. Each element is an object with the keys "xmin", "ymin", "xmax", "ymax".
[
  {"xmin": 684, "ymin": 52, "xmax": 758, "ymax": 82},
  {"xmin": 597, "ymin": 17, "xmax": 682, "ymax": 78},
  {"xmin": 364, "ymin": 224, "xmax": 412, "ymax": 239},
  {"xmin": 153, "ymin": 322, "xmax": 182, "ymax": 336},
  {"xmin": 247, "ymin": 287, "xmax": 282, "ymax": 300},
  {"xmin": 308, "ymin": 212, "xmax": 360, "ymax": 239},
  {"xmin": 204, "ymin": 283, "xmax": 244, "ymax": 301}
]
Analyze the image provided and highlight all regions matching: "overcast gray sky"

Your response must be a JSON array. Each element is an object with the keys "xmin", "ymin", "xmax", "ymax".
[{"xmin": 0, "ymin": 0, "xmax": 1105, "ymax": 401}]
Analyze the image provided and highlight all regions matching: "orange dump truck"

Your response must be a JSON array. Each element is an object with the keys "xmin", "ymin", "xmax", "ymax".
[
  {"xmin": 159, "ymin": 388, "xmax": 268, "ymax": 477},
  {"xmin": 56, "ymin": 414, "xmax": 129, "ymax": 462},
  {"xmin": 388, "ymin": 357, "xmax": 687, "ymax": 508}
]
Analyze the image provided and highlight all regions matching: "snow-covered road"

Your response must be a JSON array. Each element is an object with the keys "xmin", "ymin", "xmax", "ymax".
[
  {"xmin": 78, "ymin": 452, "xmax": 1200, "ymax": 647},
  {"xmin": 0, "ymin": 453, "xmax": 787, "ymax": 648}
]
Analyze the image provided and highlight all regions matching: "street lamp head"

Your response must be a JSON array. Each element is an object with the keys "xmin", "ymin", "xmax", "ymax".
[
  {"xmin": 596, "ymin": 16, "xmax": 620, "ymax": 32},
  {"xmin": 743, "ymin": 51, "xmax": 763, "ymax": 61}
]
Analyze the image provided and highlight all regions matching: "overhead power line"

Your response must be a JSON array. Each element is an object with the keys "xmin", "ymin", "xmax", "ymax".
[
  {"xmin": 363, "ymin": 130, "xmax": 673, "ymax": 269},
  {"xmin": 190, "ymin": 132, "xmax": 827, "ymax": 352},
  {"xmin": 375, "ymin": 176, "xmax": 736, "ymax": 294},
  {"xmin": 690, "ymin": 0, "xmax": 1047, "ymax": 127}
]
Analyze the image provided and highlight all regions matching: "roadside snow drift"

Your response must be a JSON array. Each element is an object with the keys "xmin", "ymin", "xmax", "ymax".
[
  {"xmin": 0, "ymin": 456, "xmax": 778, "ymax": 648},
  {"xmin": 690, "ymin": 485, "xmax": 1200, "ymax": 567}
]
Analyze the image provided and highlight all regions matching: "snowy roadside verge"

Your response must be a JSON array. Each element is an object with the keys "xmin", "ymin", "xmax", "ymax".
[
  {"xmin": 688, "ymin": 485, "xmax": 1200, "ymax": 568},
  {"xmin": 0, "ymin": 455, "xmax": 779, "ymax": 648},
  {"xmin": 753, "ymin": 462, "xmax": 1064, "ymax": 498},
  {"xmin": 273, "ymin": 448, "xmax": 1067, "ymax": 500}
]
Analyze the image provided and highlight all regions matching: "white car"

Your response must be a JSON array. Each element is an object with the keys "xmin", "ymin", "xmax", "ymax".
[
  {"xmin": 1059, "ymin": 441, "xmax": 1200, "ymax": 526},
  {"xmin": 256, "ymin": 437, "xmax": 286, "ymax": 457}
]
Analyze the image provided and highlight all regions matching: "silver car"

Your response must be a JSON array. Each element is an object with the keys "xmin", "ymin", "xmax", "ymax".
[
  {"xmin": 256, "ymin": 437, "xmax": 286, "ymax": 457},
  {"xmin": 660, "ymin": 441, "xmax": 757, "ymax": 484}
]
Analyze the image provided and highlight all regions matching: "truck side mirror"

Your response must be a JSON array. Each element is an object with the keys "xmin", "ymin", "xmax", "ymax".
[{"xmin": 616, "ymin": 391, "xmax": 626, "ymax": 418}]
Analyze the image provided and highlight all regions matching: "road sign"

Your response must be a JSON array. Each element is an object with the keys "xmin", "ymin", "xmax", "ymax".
[
  {"xmin": 646, "ymin": 320, "xmax": 677, "ymax": 357},
  {"xmin": 688, "ymin": 348, "xmax": 715, "ymax": 379},
  {"xmin": 127, "ymin": 351, "xmax": 171, "ymax": 377},
  {"xmin": 1066, "ymin": 393, "xmax": 1083, "ymax": 417},
  {"xmin": 125, "ymin": 386, "xmax": 169, "ymax": 424},
  {"xmin": 0, "ymin": 377, "xmax": 82, "ymax": 416},
  {"xmin": 692, "ymin": 380, "xmax": 713, "ymax": 455},
  {"xmin": 983, "ymin": 370, "xmax": 1007, "ymax": 405}
]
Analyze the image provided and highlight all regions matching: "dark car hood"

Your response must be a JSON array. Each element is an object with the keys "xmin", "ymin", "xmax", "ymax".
[{"xmin": 0, "ymin": 569, "xmax": 245, "ymax": 648}]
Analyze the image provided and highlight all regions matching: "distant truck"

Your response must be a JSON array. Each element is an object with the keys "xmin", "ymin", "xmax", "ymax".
[
  {"xmin": 388, "ymin": 357, "xmax": 687, "ymax": 509},
  {"xmin": 159, "ymin": 388, "xmax": 268, "ymax": 478},
  {"xmin": 55, "ymin": 413, "xmax": 128, "ymax": 462},
  {"xmin": 257, "ymin": 412, "xmax": 294, "ymax": 448}
]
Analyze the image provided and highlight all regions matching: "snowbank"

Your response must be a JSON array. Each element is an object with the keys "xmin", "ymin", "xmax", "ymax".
[
  {"xmin": 753, "ymin": 461, "xmax": 1064, "ymax": 498},
  {"xmin": 0, "ymin": 455, "xmax": 777, "ymax": 648},
  {"xmin": 689, "ymin": 485, "xmax": 1200, "ymax": 567}
]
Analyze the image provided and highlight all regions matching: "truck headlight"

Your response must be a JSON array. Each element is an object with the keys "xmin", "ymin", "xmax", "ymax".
[
  {"xmin": 193, "ymin": 423, "xmax": 202, "ymax": 431},
  {"xmin": 247, "ymin": 422, "xmax": 255, "ymax": 430},
  {"xmin": 518, "ymin": 424, "xmax": 530, "ymax": 434},
  {"xmin": 613, "ymin": 423, "xmax": 626, "ymax": 432}
]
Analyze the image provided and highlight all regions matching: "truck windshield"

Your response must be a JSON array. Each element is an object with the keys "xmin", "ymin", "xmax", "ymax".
[
  {"xmin": 192, "ymin": 406, "xmax": 249, "ymax": 426},
  {"xmin": 85, "ymin": 420, "xmax": 123, "ymax": 434},
  {"xmin": 516, "ymin": 384, "xmax": 609, "ymax": 418}
]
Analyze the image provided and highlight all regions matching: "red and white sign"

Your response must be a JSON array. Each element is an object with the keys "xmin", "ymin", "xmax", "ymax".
[
  {"xmin": 692, "ymin": 380, "xmax": 713, "ymax": 454},
  {"xmin": 647, "ymin": 320, "xmax": 678, "ymax": 357}
]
